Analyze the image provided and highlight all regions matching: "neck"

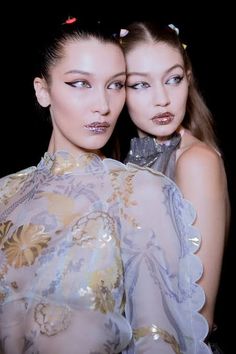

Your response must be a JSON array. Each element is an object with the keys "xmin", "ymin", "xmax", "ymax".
[
  {"xmin": 47, "ymin": 133, "xmax": 104, "ymax": 159},
  {"xmin": 176, "ymin": 126, "xmax": 185, "ymax": 137}
]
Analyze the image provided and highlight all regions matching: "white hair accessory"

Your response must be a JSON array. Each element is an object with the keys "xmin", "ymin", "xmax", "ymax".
[
  {"xmin": 168, "ymin": 24, "xmax": 179, "ymax": 36},
  {"xmin": 119, "ymin": 29, "xmax": 129, "ymax": 38}
]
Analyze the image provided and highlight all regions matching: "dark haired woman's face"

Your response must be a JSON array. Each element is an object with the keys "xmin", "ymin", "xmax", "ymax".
[
  {"xmin": 125, "ymin": 41, "xmax": 189, "ymax": 141},
  {"xmin": 34, "ymin": 38, "xmax": 126, "ymax": 155}
]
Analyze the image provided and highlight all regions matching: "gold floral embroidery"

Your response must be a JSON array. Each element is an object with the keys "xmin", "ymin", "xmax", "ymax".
[
  {"xmin": 0, "ymin": 220, "xmax": 13, "ymax": 248},
  {"xmin": 107, "ymin": 170, "xmax": 139, "ymax": 227},
  {"xmin": 46, "ymin": 152, "xmax": 95, "ymax": 175},
  {"xmin": 0, "ymin": 168, "xmax": 35, "ymax": 205},
  {"xmin": 11, "ymin": 281, "xmax": 18, "ymax": 289},
  {"xmin": 107, "ymin": 170, "xmax": 136, "ymax": 207},
  {"xmin": 0, "ymin": 221, "xmax": 13, "ymax": 278},
  {"xmin": 93, "ymin": 279, "xmax": 115, "ymax": 313},
  {"xmin": 3, "ymin": 224, "xmax": 51, "ymax": 268},
  {"xmin": 133, "ymin": 324, "xmax": 181, "ymax": 354},
  {"xmin": 90, "ymin": 261, "xmax": 122, "ymax": 313},
  {"xmin": 0, "ymin": 263, "xmax": 8, "ymax": 280},
  {"xmin": 72, "ymin": 211, "xmax": 118, "ymax": 248},
  {"xmin": 72, "ymin": 212, "xmax": 122, "ymax": 313},
  {"xmin": 44, "ymin": 192, "xmax": 76, "ymax": 226},
  {"xmin": 34, "ymin": 303, "xmax": 72, "ymax": 336},
  {"xmin": 0, "ymin": 292, "xmax": 6, "ymax": 302}
]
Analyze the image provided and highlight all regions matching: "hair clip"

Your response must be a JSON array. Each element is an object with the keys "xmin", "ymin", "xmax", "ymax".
[
  {"xmin": 63, "ymin": 16, "xmax": 77, "ymax": 25},
  {"xmin": 168, "ymin": 24, "xmax": 187, "ymax": 49},
  {"xmin": 168, "ymin": 23, "xmax": 179, "ymax": 36},
  {"xmin": 119, "ymin": 29, "xmax": 129, "ymax": 38}
]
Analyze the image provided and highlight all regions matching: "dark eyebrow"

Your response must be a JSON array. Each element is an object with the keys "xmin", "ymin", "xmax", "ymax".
[
  {"xmin": 127, "ymin": 64, "xmax": 184, "ymax": 78},
  {"xmin": 64, "ymin": 70, "xmax": 126, "ymax": 79}
]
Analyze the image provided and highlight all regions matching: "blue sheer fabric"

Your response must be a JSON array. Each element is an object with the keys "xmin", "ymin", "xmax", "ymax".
[{"xmin": 0, "ymin": 151, "xmax": 211, "ymax": 353}]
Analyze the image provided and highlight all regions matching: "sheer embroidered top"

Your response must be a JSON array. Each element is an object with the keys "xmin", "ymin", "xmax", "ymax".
[
  {"xmin": 0, "ymin": 151, "xmax": 211, "ymax": 353},
  {"xmin": 125, "ymin": 133, "xmax": 181, "ymax": 180}
]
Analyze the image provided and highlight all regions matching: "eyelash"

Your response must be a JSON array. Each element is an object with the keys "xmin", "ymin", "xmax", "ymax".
[
  {"xmin": 127, "ymin": 75, "xmax": 184, "ymax": 90},
  {"xmin": 126, "ymin": 82, "xmax": 149, "ymax": 90},
  {"xmin": 110, "ymin": 82, "xmax": 125, "ymax": 90},
  {"xmin": 65, "ymin": 81, "xmax": 91, "ymax": 88},
  {"xmin": 65, "ymin": 80, "xmax": 125, "ymax": 90},
  {"xmin": 166, "ymin": 75, "xmax": 183, "ymax": 85}
]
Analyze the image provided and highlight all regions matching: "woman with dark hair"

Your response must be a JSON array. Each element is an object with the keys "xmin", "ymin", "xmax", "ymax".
[{"xmin": 0, "ymin": 16, "xmax": 212, "ymax": 353}]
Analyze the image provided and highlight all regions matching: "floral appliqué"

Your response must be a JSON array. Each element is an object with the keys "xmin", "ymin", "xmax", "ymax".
[{"xmin": 2, "ymin": 223, "xmax": 51, "ymax": 268}]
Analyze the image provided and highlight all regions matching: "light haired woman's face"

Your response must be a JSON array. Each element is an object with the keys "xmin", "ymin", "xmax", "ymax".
[
  {"xmin": 126, "ymin": 41, "xmax": 189, "ymax": 141},
  {"xmin": 34, "ymin": 38, "xmax": 126, "ymax": 156}
]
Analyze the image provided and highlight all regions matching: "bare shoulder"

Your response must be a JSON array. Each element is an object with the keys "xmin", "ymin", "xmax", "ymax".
[
  {"xmin": 178, "ymin": 144, "xmax": 222, "ymax": 168},
  {"xmin": 175, "ymin": 133, "xmax": 230, "ymax": 231},
  {"xmin": 175, "ymin": 136, "xmax": 229, "ymax": 223},
  {"xmin": 176, "ymin": 134, "xmax": 223, "ymax": 177}
]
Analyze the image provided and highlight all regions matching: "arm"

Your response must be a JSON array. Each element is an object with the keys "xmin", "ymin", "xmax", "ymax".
[
  {"xmin": 175, "ymin": 144, "xmax": 229, "ymax": 331},
  {"xmin": 121, "ymin": 166, "xmax": 211, "ymax": 353}
]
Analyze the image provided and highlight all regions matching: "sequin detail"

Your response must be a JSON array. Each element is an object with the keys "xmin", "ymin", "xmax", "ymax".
[{"xmin": 125, "ymin": 133, "xmax": 181, "ymax": 180}]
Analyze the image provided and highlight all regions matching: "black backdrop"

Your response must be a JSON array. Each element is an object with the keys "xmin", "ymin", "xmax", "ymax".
[{"xmin": 1, "ymin": 3, "xmax": 234, "ymax": 353}]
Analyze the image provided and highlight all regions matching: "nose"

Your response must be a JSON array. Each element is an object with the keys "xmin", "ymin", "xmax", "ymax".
[
  {"xmin": 92, "ymin": 89, "xmax": 110, "ymax": 116},
  {"xmin": 153, "ymin": 85, "xmax": 170, "ymax": 107}
]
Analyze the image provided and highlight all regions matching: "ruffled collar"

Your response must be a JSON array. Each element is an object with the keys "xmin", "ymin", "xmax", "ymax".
[{"xmin": 125, "ymin": 133, "xmax": 181, "ymax": 167}]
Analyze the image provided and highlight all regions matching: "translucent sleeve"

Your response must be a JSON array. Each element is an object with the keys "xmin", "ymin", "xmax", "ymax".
[{"xmin": 121, "ymin": 165, "xmax": 212, "ymax": 354}]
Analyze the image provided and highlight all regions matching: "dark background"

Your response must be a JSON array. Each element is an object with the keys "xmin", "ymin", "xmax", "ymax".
[{"xmin": 1, "ymin": 3, "xmax": 234, "ymax": 352}]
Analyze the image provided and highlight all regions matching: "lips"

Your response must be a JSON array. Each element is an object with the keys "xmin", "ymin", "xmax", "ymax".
[
  {"xmin": 84, "ymin": 121, "xmax": 110, "ymax": 133},
  {"xmin": 85, "ymin": 122, "xmax": 110, "ymax": 128},
  {"xmin": 151, "ymin": 112, "xmax": 174, "ymax": 125}
]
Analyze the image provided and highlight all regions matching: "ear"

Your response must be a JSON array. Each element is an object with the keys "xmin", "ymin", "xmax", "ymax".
[
  {"xmin": 186, "ymin": 70, "xmax": 192, "ymax": 85},
  {"xmin": 33, "ymin": 77, "xmax": 51, "ymax": 107}
]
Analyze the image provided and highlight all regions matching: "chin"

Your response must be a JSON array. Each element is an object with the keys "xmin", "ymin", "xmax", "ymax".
[
  {"xmin": 158, "ymin": 131, "xmax": 175, "ymax": 138},
  {"xmin": 155, "ymin": 126, "xmax": 176, "ymax": 137},
  {"xmin": 85, "ymin": 141, "xmax": 110, "ymax": 152}
]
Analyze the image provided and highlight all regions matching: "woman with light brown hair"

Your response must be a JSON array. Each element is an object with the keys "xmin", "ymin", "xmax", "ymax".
[{"xmin": 120, "ymin": 21, "xmax": 230, "ymax": 353}]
